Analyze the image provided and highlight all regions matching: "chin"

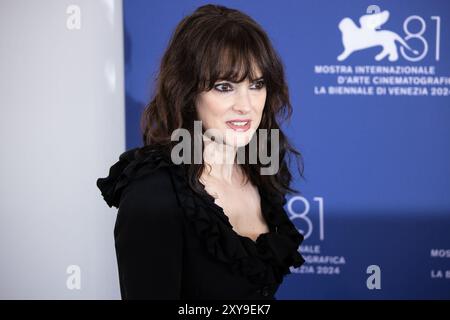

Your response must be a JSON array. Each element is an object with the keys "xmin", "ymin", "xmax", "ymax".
[{"xmin": 223, "ymin": 128, "xmax": 256, "ymax": 148}]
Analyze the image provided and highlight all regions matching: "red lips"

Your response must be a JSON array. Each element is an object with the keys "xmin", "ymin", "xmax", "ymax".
[{"xmin": 225, "ymin": 119, "xmax": 251, "ymax": 132}]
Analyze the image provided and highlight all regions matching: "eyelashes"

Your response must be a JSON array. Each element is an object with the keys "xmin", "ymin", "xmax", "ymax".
[
  {"xmin": 214, "ymin": 80, "xmax": 266, "ymax": 93},
  {"xmin": 214, "ymin": 83, "xmax": 233, "ymax": 92}
]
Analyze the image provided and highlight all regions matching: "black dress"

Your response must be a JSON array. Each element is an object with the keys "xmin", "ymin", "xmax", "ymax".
[{"xmin": 96, "ymin": 146, "xmax": 305, "ymax": 300}]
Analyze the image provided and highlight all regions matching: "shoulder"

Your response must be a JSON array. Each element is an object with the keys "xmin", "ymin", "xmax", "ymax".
[
  {"xmin": 119, "ymin": 162, "xmax": 177, "ymax": 214},
  {"xmin": 96, "ymin": 145, "xmax": 178, "ymax": 209}
]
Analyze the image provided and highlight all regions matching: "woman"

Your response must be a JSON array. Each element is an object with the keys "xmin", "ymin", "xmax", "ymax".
[{"xmin": 97, "ymin": 4, "xmax": 305, "ymax": 300}]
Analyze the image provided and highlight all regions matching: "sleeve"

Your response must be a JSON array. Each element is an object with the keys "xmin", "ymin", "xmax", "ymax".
[{"xmin": 113, "ymin": 168, "xmax": 183, "ymax": 300}]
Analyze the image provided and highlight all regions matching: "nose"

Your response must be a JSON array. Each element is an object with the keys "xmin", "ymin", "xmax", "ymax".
[{"xmin": 232, "ymin": 88, "xmax": 252, "ymax": 114}]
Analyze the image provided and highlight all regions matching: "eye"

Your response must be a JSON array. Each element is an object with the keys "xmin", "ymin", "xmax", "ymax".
[
  {"xmin": 250, "ymin": 80, "xmax": 265, "ymax": 90},
  {"xmin": 214, "ymin": 83, "xmax": 233, "ymax": 93}
]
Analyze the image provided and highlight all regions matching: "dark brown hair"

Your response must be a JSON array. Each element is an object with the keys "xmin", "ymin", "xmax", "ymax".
[{"xmin": 140, "ymin": 4, "xmax": 304, "ymax": 201}]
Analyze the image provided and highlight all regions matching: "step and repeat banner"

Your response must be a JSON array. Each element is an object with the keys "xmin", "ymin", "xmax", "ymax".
[{"xmin": 124, "ymin": 0, "xmax": 450, "ymax": 299}]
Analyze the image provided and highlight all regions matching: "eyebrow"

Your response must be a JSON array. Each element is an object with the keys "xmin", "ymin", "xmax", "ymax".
[
  {"xmin": 216, "ymin": 77, "xmax": 264, "ymax": 83},
  {"xmin": 252, "ymin": 77, "xmax": 264, "ymax": 81}
]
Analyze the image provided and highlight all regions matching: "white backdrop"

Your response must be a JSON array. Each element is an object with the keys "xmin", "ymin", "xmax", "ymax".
[{"xmin": 0, "ymin": 0, "xmax": 124, "ymax": 299}]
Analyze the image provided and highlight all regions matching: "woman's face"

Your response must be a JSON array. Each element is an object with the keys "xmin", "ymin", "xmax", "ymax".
[{"xmin": 195, "ymin": 69, "xmax": 266, "ymax": 148}]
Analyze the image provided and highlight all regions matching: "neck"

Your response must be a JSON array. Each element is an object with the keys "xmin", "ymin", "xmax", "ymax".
[{"xmin": 202, "ymin": 136, "xmax": 240, "ymax": 185}]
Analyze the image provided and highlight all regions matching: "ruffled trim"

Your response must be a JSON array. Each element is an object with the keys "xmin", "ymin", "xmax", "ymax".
[
  {"xmin": 96, "ymin": 146, "xmax": 173, "ymax": 208},
  {"xmin": 97, "ymin": 147, "xmax": 305, "ymax": 286},
  {"xmin": 170, "ymin": 162, "xmax": 305, "ymax": 286}
]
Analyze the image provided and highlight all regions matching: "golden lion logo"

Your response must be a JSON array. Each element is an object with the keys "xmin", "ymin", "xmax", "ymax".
[{"xmin": 337, "ymin": 10, "xmax": 418, "ymax": 61}]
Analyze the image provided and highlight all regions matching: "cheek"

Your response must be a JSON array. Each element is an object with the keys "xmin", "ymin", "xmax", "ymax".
[
  {"xmin": 254, "ymin": 92, "xmax": 267, "ymax": 120},
  {"xmin": 196, "ymin": 95, "xmax": 227, "ymax": 129}
]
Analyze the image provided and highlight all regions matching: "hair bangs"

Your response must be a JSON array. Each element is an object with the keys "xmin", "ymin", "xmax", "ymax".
[{"xmin": 197, "ymin": 24, "xmax": 268, "ymax": 92}]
